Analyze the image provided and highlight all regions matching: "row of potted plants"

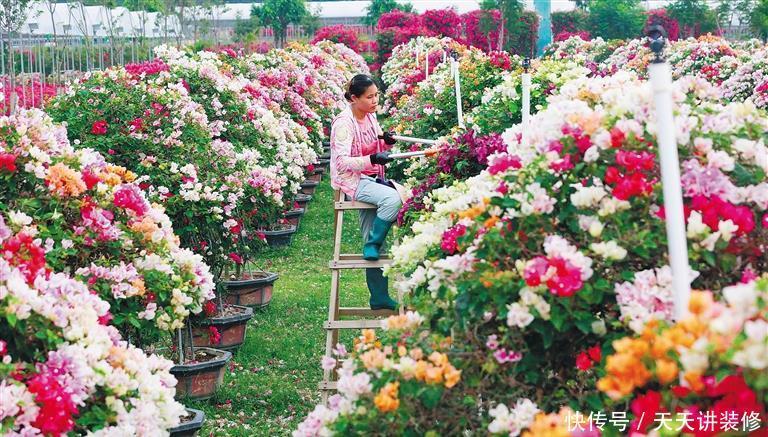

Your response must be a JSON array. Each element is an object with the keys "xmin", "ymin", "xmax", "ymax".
[
  {"xmin": 295, "ymin": 35, "xmax": 768, "ymax": 435},
  {"xmin": 0, "ymin": 38, "xmax": 360, "ymax": 434}
]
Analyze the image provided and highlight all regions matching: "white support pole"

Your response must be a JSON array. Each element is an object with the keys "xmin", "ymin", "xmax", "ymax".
[
  {"xmin": 452, "ymin": 56, "xmax": 465, "ymax": 129},
  {"xmin": 649, "ymin": 55, "xmax": 691, "ymax": 320},
  {"xmin": 425, "ymin": 48, "xmax": 429, "ymax": 81},
  {"xmin": 391, "ymin": 135, "xmax": 438, "ymax": 145},
  {"xmin": 389, "ymin": 150, "xmax": 429, "ymax": 159},
  {"xmin": 521, "ymin": 57, "xmax": 532, "ymax": 148}
]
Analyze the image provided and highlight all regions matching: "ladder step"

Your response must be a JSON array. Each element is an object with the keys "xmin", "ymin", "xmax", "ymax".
[
  {"xmin": 335, "ymin": 200, "xmax": 377, "ymax": 210},
  {"xmin": 318, "ymin": 380, "xmax": 337, "ymax": 390},
  {"xmin": 324, "ymin": 319, "xmax": 383, "ymax": 329},
  {"xmin": 337, "ymin": 253, "xmax": 390, "ymax": 260},
  {"xmin": 338, "ymin": 307, "xmax": 398, "ymax": 317},
  {"xmin": 329, "ymin": 258, "xmax": 391, "ymax": 269}
]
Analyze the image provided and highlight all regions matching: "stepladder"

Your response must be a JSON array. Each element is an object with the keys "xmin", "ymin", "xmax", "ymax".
[{"xmin": 319, "ymin": 189, "xmax": 403, "ymax": 399}]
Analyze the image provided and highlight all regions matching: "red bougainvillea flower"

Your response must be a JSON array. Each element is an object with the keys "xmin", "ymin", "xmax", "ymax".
[
  {"xmin": 488, "ymin": 154, "xmax": 522, "ymax": 175},
  {"xmin": 0, "ymin": 152, "xmax": 16, "ymax": 172},
  {"xmin": 81, "ymin": 169, "xmax": 100, "ymax": 190},
  {"xmin": 203, "ymin": 300, "xmax": 217, "ymax": 317},
  {"xmin": 27, "ymin": 371, "xmax": 79, "ymax": 435},
  {"xmin": 0, "ymin": 340, "xmax": 6, "ymax": 356},
  {"xmin": 1, "ymin": 233, "xmax": 47, "ymax": 284},
  {"xmin": 545, "ymin": 257, "xmax": 584, "ymax": 297},
  {"xmin": 630, "ymin": 390, "xmax": 663, "ymax": 433},
  {"xmin": 90, "ymin": 120, "xmax": 108, "ymax": 135},
  {"xmin": 113, "ymin": 184, "xmax": 149, "ymax": 217},
  {"xmin": 441, "ymin": 224, "xmax": 467, "ymax": 255},
  {"xmin": 209, "ymin": 326, "xmax": 222, "ymax": 345},
  {"xmin": 229, "ymin": 252, "xmax": 243, "ymax": 264},
  {"xmin": 576, "ymin": 351, "xmax": 593, "ymax": 371},
  {"xmin": 587, "ymin": 345, "xmax": 601, "ymax": 363}
]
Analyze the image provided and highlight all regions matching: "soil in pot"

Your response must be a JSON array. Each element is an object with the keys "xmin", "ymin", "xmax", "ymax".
[
  {"xmin": 171, "ymin": 348, "xmax": 232, "ymax": 400},
  {"xmin": 192, "ymin": 304, "xmax": 254, "ymax": 351},
  {"xmin": 170, "ymin": 408, "xmax": 205, "ymax": 437},
  {"xmin": 223, "ymin": 271, "xmax": 279, "ymax": 308}
]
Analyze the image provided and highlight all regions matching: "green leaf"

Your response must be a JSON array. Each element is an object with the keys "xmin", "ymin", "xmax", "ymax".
[
  {"xmin": 419, "ymin": 386, "xmax": 444, "ymax": 409},
  {"xmin": 550, "ymin": 306, "xmax": 567, "ymax": 331},
  {"xmin": 6, "ymin": 313, "xmax": 17, "ymax": 328}
]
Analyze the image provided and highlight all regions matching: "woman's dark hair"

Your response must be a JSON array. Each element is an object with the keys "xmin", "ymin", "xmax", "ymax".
[{"xmin": 344, "ymin": 74, "xmax": 377, "ymax": 102}]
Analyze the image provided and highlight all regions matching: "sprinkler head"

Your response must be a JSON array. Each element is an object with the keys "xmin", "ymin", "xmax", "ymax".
[
  {"xmin": 523, "ymin": 57, "xmax": 531, "ymax": 72},
  {"xmin": 646, "ymin": 25, "xmax": 667, "ymax": 63}
]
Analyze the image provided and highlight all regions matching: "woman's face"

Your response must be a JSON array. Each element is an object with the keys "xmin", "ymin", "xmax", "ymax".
[{"xmin": 351, "ymin": 84, "xmax": 379, "ymax": 114}]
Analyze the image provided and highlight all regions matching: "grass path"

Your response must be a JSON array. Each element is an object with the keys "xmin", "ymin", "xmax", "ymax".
[{"xmin": 188, "ymin": 175, "xmax": 371, "ymax": 435}]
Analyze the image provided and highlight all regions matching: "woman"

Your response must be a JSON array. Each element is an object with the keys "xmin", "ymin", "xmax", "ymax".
[{"xmin": 330, "ymin": 74, "xmax": 401, "ymax": 311}]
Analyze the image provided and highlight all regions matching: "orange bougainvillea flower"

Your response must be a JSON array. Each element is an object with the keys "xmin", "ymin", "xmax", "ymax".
[
  {"xmin": 46, "ymin": 163, "xmax": 87, "ymax": 197},
  {"xmin": 484, "ymin": 216, "xmax": 499, "ymax": 229},
  {"xmin": 374, "ymin": 382, "xmax": 400, "ymax": 413},
  {"xmin": 687, "ymin": 291, "xmax": 713, "ymax": 315},
  {"xmin": 362, "ymin": 329, "xmax": 376, "ymax": 344},
  {"xmin": 655, "ymin": 359, "xmax": 678, "ymax": 385},
  {"xmin": 444, "ymin": 365, "xmax": 461, "ymax": 388},
  {"xmin": 360, "ymin": 348, "xmax": 387, "ymax": 370},
  {"xmin": 424, "ymin": 364, "xmax": 444, "ymax": 385}
]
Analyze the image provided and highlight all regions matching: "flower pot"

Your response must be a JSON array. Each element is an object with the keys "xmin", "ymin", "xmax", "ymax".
[
  {"xmin": 282, "ymin": 207, "xmax": 305, "ymax": 227},
  {"xmin": 318, "ymin": 159, "xmax": 330, "ymax": 171},
  {"xmin": 223, "ymin": 272, "xmax": 278, "ymax": 308},
  {"xmin": 171, "ymin": 347, "xmax": 232, "ymax": 400},
  {"xmin": 192, "ymin": 304, "xmax": 254, "ymax": 352},
  {"xmin": 295, "ymin": 194, "xmax": 312, "ymax": 212},
  {"xmin": 322, "ymin": 141, "xmax": 330, "ymax": 149},
  {"xmin": 319, "ymin": 151, "xmax": 331, "ymax": 160},
  {"xmin": 261, "ymin": 224, "xmax": 298, "ymax": 248},
  {"xmin": 300, "ymin": 180, "xmax": 320, "ymax": 196},
  {"xmin": 170, "ymin": 408, "xmax": 205, "ymax": 437},
  {"xmin": 307, "ymin": 171, "xmax": 323, "ymax": 183}
]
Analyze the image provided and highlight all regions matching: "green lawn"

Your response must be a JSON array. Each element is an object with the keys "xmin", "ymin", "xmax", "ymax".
[{"xmin": 187, "ymin": 175, "xmax": 373, "ymax": 435}]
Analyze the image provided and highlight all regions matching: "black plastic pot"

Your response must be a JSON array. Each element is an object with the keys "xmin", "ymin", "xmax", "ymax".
[
  {"xmin": 295, "ymin": 193, "xmax": 312, "ymax": 211},
  {"xmin": 223, "ymin": 272, "xmax": 279, "ymax": 308},
  {"xmin": 282, "ymin": 207, "xmax": 305, "ymax": 227},
  {"xmin": 170, "ymin": 408, "xmax": 205, "ymax": 437},
  {"xmin": 300, "ymin": 180, "xmax": 320, "ymax": 195},
  {"xmin": 262, "ymin": 225, "xmax": 298, "ymax": 248},
  {"xmin": 171, "ymin": 347, "xmax": 232, "ymax": 400}
]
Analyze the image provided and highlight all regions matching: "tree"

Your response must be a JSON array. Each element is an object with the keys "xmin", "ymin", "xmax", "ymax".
[
  {"xmin": 750, "ymin": 0, "xmax": 768, "ymax": 41},
  {"xmin": 481, "ymin": 0, "xmax": 523, "ymax": 51},
  {"xmin": 301, "ymin": 3, "xmax": 322, "ymax": 36},
  {"xmin": 251, "ymin": 0, "xmax": 307, "ymax": 48},
  {"xmin": 587, "ymin": 0, "xmax": 645, "ymax": 40},
  {"xmin": 234, "ymin": 15, "xmax": 260, "ymax": 42},
  {"xmin": 574, "ymin": 0, "xmax": 591, "ymax": 11},
  {"xmin": 363, "ymin": 0, "xmax": 413, "ymax": 27},
  {"xmin": 666, "ymin": 0, "xmax": 719, "ymax": 38}
]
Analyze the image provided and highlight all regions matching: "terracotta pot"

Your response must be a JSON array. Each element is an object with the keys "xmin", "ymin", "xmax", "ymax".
[
  {"xmin": 300, "ymin": 180, "xmax": 319, "ymax": 196},
  {"xmin": 223, "ymin": 272, "xmax": 278, "ymax": 308},
  {"xmin": 170, "ymin": 408, "xmax": 205, "ymax": 437},
  {"xmin": 192, "ymin": 304, "xmax": 254, "ymax": 351},
  {"xmin": 282, "ymin": 208, "xmax": 305, "ymax": 227},
  {"xmin": 171, "ymin": 347, "xmax": 231, "ymax": 400},
  {"xmin": 261, "ymin": 224, "xmax": 298, "ymax": 248},
  {"xmin": 295, "ymin": 193, "xmax": 312, "ymax": 212}
]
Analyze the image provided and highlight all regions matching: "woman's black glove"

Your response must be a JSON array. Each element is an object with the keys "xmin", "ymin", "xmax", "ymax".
[
  {"xmin": 378, "ymin": 132, "xmax": 397, "ymax": 145},
  {"xmin": 370, "ymin": 152, "xmax": 393, "ymax": 165}
]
